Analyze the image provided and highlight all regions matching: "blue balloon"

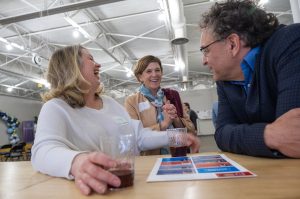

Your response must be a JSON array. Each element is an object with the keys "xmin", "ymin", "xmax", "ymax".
[
  {"xmin": 7, "ymin": 128, "xmax": 14, "ymax": 134},
  {"xmin": 1, "ymin": 112, "xmax": 20, "ymax": 141}
]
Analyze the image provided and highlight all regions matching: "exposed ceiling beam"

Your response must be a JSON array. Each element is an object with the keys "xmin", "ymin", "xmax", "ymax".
[
  {"xmin": 0, "ymin": 68, "xmax": 43, "ymax": 84},
  {"xmin": 106, "ymin": 33, "xmax": 169, "ymax": 41},
  {"xmin": 108, "ymin": 25, "xmax": 165, "ymax": 50},
  {"xmin": 3, "ymin": 9, "xmax": 161, "ymax": 40},
  {"xmin": 20, "ymin": 0, "xmax": 40, "ymax": 11},
  {"xmin": 83, "ymin": 8, "xmax": 134, "ymax": 69},
  {"xmin": 0, "ymin": 0, "xmax": 125, "ymax": 25},
  {"xmin": 0, "ymin": 91, "xmax": 41, "ymax": 101},
  {"xmin": 0, "ymin": 83, "xmax": 35, "ymax": 92},
  {"xmin": 0, "ymin": 52, "xmax": 30, "ymax": 68}
]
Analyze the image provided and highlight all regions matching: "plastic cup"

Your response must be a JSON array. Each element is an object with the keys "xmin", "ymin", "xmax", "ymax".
[
  {"xmin": 167, "ymin": 128, "xmax": 188, "ymax": 157},
  {"xmin": 101, "ymin": 125, "xmax": 135, "ymax": 189}
]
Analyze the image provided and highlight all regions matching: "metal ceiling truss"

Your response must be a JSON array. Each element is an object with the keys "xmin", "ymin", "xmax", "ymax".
[
  {"xmin": 0, "ymin": 33, "xmax": 51, "ymax": 100},
  {"xmin": 0, "ymin": 0, "xmax": 130, "ymax": 100},
  {"xmin": 0, "ymin": 0, "xmax": 126, "ymax": 25},
  {"xmin": 0, "ymin": 0, "xmax": 229, "ymax": 100}
]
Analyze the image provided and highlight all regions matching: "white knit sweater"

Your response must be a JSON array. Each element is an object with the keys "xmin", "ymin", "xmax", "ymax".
[{"xmin": 31, "ymin": 95, "xmax": 168, "ymax": 179}]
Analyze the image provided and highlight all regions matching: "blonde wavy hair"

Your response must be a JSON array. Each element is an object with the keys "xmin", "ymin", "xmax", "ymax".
[{"xmin": 42, "ymin": 45, "xmax": 102, "ymax": 107}]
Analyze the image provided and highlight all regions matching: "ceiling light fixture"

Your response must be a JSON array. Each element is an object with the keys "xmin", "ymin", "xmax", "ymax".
[
  {"xmin": 6, "ymin": 44, "xmax": 13, "ymax": 51},
  {"xmin": 45, "ymin": 82, "xmax": 51, "ymax": 89},
  {"xmin": 0, "ymin": 37, "xmax": 9, "ymax": 43},
  {"xmin": 126, "ymin": 71, "xmax": 132, "ymax": 77},
  {"xmin": 175, "ymin": 59, "xmax": 185, "ymax": 71},
  {"xmin": 33, "ymin": 78, "xmax": 50, "ymax": 89},
  {"xmin": 259, "ymin": 0, "xmax": 269, "ymax": 5},
  {"xmin": 7, "ymin": 87, "xmax": 13, "ymax": 92},
  {"xmin": 258, "ymin": 0, "xmax": 269, "ymax": 7},
  {"xmin": 125, "ymin": 67, "xmax": 133, "ymax": 77},
  {"xmin": 0, "ymin": 36, "xmax": 25, "ymax": 51},
  {"xmin": 64, "ymin": 16, "xmax": 91, "ymax": 39},
  {"xmin": 11, "ymin": 42, "xmax": 25, "ymax": 50},
  {"xmin": 158, "ymin": 12, "xmax": 165, "ymax": 21},
  {"xmin": 72, "ymin": 29, "xmax": 80, "ymax": 38}
]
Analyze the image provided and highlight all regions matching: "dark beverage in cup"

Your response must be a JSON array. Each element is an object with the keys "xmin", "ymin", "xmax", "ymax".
[
  {"xmin": 108, "ymin": 169, "xmax": 134, "ymax": 189},
  {"xmin": 167, "ymin": 128, "xmax": 188, "ymax": 157},
  {"xmin": 170, "ymin": 146, "xmax": 188, "ymax": 157},
  {"xmin": 101, "ymin": 124, "xmax": 135, "ymax": 190}
]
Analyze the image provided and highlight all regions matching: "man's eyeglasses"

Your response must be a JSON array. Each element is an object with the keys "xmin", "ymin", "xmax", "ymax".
[{"xmin": 200, "ymin": 39, "xmax": 223, "ymax": 56}]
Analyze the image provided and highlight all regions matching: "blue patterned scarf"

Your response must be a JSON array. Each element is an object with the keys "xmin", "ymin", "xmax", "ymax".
[
  {"xmin": 139, "ymin": 84, "xmax": 170, "ymax": 154},
  {"xmin": 139, "ymin": 84, "xmax": 164, "ymax": 122}
]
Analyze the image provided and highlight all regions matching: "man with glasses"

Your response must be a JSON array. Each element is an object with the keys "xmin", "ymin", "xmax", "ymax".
[{"xmin": 199, "ymin": 0, "xmax": 300, "ymax": 158}]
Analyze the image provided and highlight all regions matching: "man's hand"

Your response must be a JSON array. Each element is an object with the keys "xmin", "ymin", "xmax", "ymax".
[{"xmin": 264, "ymin": 108, "xmax": 300, "ymax": 158}]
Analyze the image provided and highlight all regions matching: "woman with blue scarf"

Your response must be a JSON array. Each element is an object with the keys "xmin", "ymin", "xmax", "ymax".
[{"xmin": 125, "ymin": 55, "xmax": 197, "ymax": 155}]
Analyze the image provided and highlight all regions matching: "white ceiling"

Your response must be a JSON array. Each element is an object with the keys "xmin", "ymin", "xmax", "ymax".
[{"xmin": 0, "ymin": 0, "xmax": 293, "ymax": 100}]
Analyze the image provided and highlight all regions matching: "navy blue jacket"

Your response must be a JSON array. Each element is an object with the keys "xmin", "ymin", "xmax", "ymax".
[{"xmin": 215, "ymin": 24, "xmax": 300, "ymax": 158}]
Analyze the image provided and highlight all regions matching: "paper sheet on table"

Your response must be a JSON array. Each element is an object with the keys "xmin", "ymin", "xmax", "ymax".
[{"xmin": 147, "ymin": 154, "xmax": 256, "ymax": 182}]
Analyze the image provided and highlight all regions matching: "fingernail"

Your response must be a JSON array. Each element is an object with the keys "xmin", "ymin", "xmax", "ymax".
[
  {"xmin": 113, "ymin": 177, "xmax": 121, "ymax": 186},
  {"xmin": 109, "ymin": 161, "xmax": 117, "ymax": 168}
]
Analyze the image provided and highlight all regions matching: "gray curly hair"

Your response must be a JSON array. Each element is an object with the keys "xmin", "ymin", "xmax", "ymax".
[{"xmin": 199, "ymin": 0, "xmax": 279, "ymax": 47}]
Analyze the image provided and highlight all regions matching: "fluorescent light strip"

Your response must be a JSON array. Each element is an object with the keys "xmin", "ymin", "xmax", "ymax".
[
  {"xmin": 64, "ymin": 17, "xmax": 91, "ymax": 39},
  {"xmin": 0, "ymin": 37, "xmax": 25, "ymax": 50},
  {"xmin": 0, "ymin": 37, "xmax": 9, "ymax": 43},
  {"xmin": 11, "ymin": 42, "xmax": 25, "ymax": 50}
]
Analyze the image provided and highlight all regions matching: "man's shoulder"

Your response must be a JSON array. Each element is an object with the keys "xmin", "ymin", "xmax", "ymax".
[
  {"xmin": 191, "ymin": 110, "xmax": 198, "ymax": 117},
  {"xmin": 277, "ymin": 24, "xmax": 300, "ymax": 38},
  {"xmin": 260, "ymin": 23, "xmax": 300, "ymax": 69},
  {"xmin": 280, "ymin": 23, "xmax": 300, "ymax": 33},
  {"xmin": 265, "ymin": 24, "xmax": 300, "ymax": 48}
]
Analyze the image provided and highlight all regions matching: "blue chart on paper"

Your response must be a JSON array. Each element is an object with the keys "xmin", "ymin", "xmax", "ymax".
[
  {"xmin": 157, "ymin": 156, "xmax": 195, "ymax": 175},
  {"xmin": 147, "ymin": 154, "xmax": 256, "ymax": 182},
  {"xmin": 197, "ymin": 166, "xmax": 239, "ymax": 173}
]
